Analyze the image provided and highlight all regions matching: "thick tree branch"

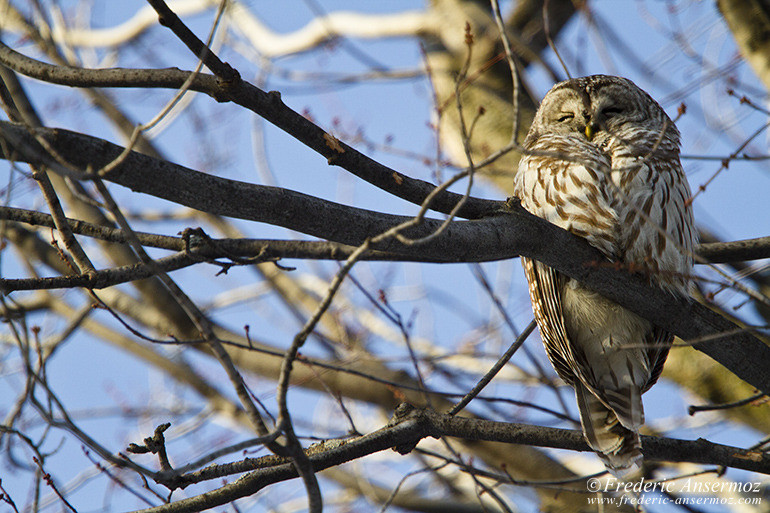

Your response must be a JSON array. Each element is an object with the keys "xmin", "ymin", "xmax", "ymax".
[
  {"xmin": 3, "ymin": 124, "xmax": 769, "ymax": 263},
  {"xmin": 0, "ymin": 121, "xmax": 509, "ymax": 260},
  {"xmin": 1, "ymin": 122, "xmax": 769, "ymax": 396}
]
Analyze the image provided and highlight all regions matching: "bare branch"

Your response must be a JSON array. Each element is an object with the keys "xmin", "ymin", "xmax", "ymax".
[
  {"xmin": 132, "ymin": 406, "xmax": 770, "ymax": 513},
  {"xmin": 0, "ymin": 42, "xmax": 497, "ymax": 219}
]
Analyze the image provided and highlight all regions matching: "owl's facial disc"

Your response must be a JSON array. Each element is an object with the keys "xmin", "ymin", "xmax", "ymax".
[{"xmin": 543, "ymin": 91, "xmax": 592, "ymax": 137}]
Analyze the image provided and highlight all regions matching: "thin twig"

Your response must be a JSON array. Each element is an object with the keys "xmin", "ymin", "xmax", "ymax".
[
  {"xmin": 490, "ymin": 0, "xmax": 522, "ymax": 144},
  {"xmin": 448, "ymin": 319, "xmax": 536, "ymax": 415},
  {"xmin": 543, "ymin": 0, "xmax": 571, "ymax": 79},
  {"xmin": 688, "ymin": 392, "xmax": 767, "ymax": 416},
  {"xmin": 30, "ymin": 165, "xmax": 95, "ymax": 276}
]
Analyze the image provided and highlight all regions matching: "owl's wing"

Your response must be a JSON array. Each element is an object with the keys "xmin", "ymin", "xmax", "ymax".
[
  {"xmin": 643, "ymin": 326, "xmax": 673, "ymax": 393},
  {"xmin": 521, "ymin": 257, "xmax": 582, "ymax": 385}
]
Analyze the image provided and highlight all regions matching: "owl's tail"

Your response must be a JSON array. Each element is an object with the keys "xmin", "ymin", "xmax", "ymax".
[{"xmin": 575, "ymin": 383, "xmax": 642, "ymax": 475}]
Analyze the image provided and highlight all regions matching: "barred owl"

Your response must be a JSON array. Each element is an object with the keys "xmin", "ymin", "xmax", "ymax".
[{"xmin": 513, "ymin": 75, "xmax": 695, "ymax": 473}]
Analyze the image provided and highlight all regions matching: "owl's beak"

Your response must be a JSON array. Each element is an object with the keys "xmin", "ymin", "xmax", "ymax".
[{"xmin": 584, "ymin": 124, "xmax": 594, "ymax": 140}]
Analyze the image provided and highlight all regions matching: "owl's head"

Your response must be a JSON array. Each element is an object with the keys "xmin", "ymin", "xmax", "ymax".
[{"xmin": 525, "ymin": 75, "xmax": 679, "ymax": 152}]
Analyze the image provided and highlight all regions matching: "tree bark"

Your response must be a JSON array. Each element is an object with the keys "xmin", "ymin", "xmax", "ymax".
[{"xmin": 718, "ymin": 0, "xmax": 770, "ymax": 90}]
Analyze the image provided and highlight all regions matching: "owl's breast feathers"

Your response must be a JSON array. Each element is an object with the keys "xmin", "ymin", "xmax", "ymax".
[
  {"xmin": 515, "ymin": 131, "xmax": 694, "ymax": 292},
  {"xmin": 516, "ymin": 133, "xmax": 620, "ymax": 260}
]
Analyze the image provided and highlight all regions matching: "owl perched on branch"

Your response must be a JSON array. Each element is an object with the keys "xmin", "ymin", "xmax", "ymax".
[{"xmin": 513, "ymin": 75, "xmax": 695, "ymax": 473}]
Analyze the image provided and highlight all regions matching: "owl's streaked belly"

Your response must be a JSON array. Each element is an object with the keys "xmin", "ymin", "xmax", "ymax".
[{"xmin": 560, "ymin": 278, "xmax": 653, "ymax": 397}]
